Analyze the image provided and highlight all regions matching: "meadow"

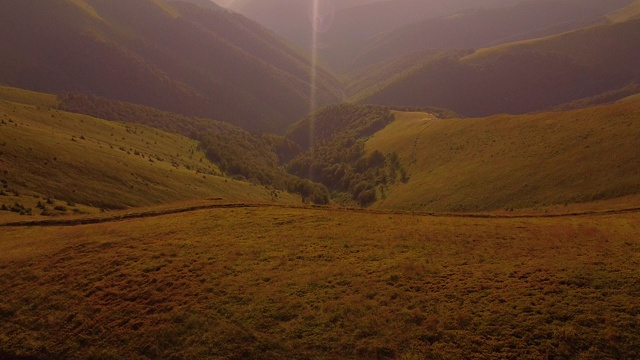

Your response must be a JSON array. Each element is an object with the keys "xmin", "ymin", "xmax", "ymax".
[
  {"xmin": 1, "ymin": 205, "xmax": 638, "ymax": 359},
  {"xmin": 366, "ymin": 98, "xmax": 640, "ymax": 212}
]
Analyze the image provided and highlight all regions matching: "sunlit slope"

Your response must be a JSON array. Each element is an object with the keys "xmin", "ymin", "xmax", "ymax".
[
  {"xmin": 0, "ymin": 93, "xmax": 289, "ymax": 211},
  {"xmin": 349, "ymin": 0, "xmax": 630, "ymax": 72},
  {"xmin": 608, "ymin": 0, "xmax": 640, "ymax": 23},
  {"xmin": 366, "ymin": 103, "xmax": 640, "ymax": 211},
  {"xmin": 0, "ymin": 86, "xmax": 58, "ymax": 108}
]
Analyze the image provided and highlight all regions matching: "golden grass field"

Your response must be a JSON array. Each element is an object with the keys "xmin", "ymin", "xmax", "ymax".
[
  {"xmin": 1, "ymin": 205, "xmax": 639, "ymax": 359},
  {"xmin": 366, "ymin": 99, "xmax": 640, "ymax": 212}
]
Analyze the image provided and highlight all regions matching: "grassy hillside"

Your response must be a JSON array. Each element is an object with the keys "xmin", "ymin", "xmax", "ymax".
[
  {"xmin": 1, "ymin": 205, "xmax": 638, "ymax": 359},
  {"xmin": 359, "ymin": 17, "xmax": 640, "ymax": 117},
  {"xmin": 0, "ymin": 0, "xmax": 342, "ymax": 133},
  {"xmin": 608, "ymin": 0, "xmax": 640, "ymax": 23},
  {"xmin": 57, "ymin": 92, "xmax": 331, "ymax": 203},
  {"xmin": 348, "ymin": 0, "xmax": 630, "ymax": 72},
  {"xmin": 0, "ymin": 87, "xmax": 58, "ymax": 108},
  {"xmin": 365, "ymin": 100, "xmax": 640, "ymax": 212},
  {"xmin": 0, "ymin": 87, "xmax": 295, "ymax": 216}
]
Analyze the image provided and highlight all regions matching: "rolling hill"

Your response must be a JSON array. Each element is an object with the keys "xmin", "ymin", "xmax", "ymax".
[
  {"xmin": 348, "ymin": 0, "xmax": 632, "ymax": 72},
  {"xmin": 218, "ymin": 0, "xmax": 527, "ymax": 70},
  {"xmin": 358, "ymin": 15, "xmax": 640, "ymax": 117},
  {"xmin": 364, "ymin": 100, "xmax": 640, "ymax": 212},
  {"xmin": 0, "ymin": 0, "xmax": 342, "ymax": 133},
  {"xmin": 0, "ymin": 86, "xmax": 296, "ymax": 218}
]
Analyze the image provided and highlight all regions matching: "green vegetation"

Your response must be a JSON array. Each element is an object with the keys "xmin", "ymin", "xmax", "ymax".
[
  {"xmin": 285, "ymin": 104, "xmax": 407, "ymax": 205},
  {"xmin": 0, "ymin": 88, "xmax": 296, "ymax": 212},
  {"xmin": 1, "ymin": 205, "xmax": 638, "ymax": 359},
  {"xmin": 58, "ymin": 92, "xmax": 330, "ymax": 203},
  {"xmin": 60, "ymin": 94, "xmax": 436, "ymax": 206},
  {"xmin": 366, "ymin": 100, "xmax": 640, "ymax": 212}
]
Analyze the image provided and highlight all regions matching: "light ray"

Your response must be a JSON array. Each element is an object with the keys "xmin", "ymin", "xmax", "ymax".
[{"xmin": 308, "ymin": 0, "xmax": 320, "ymax": 170}]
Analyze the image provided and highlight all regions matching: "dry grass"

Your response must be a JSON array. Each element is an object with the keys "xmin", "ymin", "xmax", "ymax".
[
  {"xmin": 608, "ymin": 0, "xmax": 640, "ymax": 23},
  {"xmin": 365, "ymin": 100, "xmax": 640, "ymax": 212},
  {"xmin": 0, "ymin": 92, "xmax": 296, "ymax": 216},
  {"xmin": 0, "ymin": 205, "xmax": 638, "ymax": 359},
  {"xmin": 0, "ymin": 86, "xmax": 58, "ymax": 108}
]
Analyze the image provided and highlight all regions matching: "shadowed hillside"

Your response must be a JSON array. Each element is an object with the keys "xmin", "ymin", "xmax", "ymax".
[
  {"xmin": 365, "ymin": 100, "xmax": 640, "ymax": 212},
  {"xmin": 358, "ymin": 17, "xmax": 640, "ymax": 117},
  {"xmin": 348, "ymin": 0, "xmax": 631, "ymax": 72},
  {"xmin": 0, "ymin": 0, "xmax": 342, "ymax": 133}
]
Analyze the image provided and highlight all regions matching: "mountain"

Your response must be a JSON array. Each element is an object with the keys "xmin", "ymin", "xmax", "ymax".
[
  {"xmin": 0, "ymin": 0, "xmax": 343, "ymax": 133},
  {"xmin": 357, "ymin": 16, "xmax": 640, "ymax": 117},
  {"xmin": 173, "ymin": 0, "xmax": 224, "ymax": 11},
  {"xmin": 348, "ymin": 0, "xmax": 633, "ymax": 72},
  {"xmin": 364, "ymin": 99, "xmax": 640, "ymax": 212},
  {"xmin": 0, "ymin": 86, "xmax": 296, "ymax": 212},
  {"xmin": 217, "ymin": 0, "xmax": 526, "ymax": 70}
]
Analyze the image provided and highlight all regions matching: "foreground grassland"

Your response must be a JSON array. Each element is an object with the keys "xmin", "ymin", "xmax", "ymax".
[
  {"xmin": 367, "ymin": 100, "xmax": 640, "ymax": 211},
  {"xmin": 1, "ymin": 206, "xmax": 638, "ymax": 359}
]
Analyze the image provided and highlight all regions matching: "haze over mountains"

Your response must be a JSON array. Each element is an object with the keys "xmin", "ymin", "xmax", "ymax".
[
  {"xmin": 348, "ymin": 0, "xmax": 632, "ymax": 71},
  {"xmin": 1, "ymin": 0, "xmax": 639, "ymax": 133},
  {"xmin": 359, "ymin": 11, "xmax": 640, "ymax": 116},
  {"xmin": 1, "ymin": 0, "xmax": 639, "ymax": 204},
  {"xmin": 0, "ymin": 0, "xmax": 342, "ymax": 133}
]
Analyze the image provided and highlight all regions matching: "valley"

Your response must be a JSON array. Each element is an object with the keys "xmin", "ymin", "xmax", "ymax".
[{"xmin": 1, "ymin": 0, "xmax": 640, "ymax": 358}]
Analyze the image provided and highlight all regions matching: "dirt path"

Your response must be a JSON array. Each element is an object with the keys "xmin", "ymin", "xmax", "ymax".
[{"xmin": 2, "ymin": 202, "xmax": 640, "ymax": 228}]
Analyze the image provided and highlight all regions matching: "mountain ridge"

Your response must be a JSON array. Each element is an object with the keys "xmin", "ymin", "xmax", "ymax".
[
  {"xmin": 0, "ymin": 0, "xmax": 342, "ymax": 133},
  {"xmin": 358, "ymin": 16, "xmax": 640, "ymax": 117}
]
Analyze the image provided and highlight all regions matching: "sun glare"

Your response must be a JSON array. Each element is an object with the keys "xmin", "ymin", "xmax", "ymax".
[{"xmin": 308, "ymin": 0, "xmax": 320, "ymax": 164}]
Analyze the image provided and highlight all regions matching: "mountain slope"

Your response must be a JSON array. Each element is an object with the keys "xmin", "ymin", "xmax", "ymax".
[
  {"xmin": 349, "ymin": 0, "xmax": 632, "ymax": 72},
  {"xmin": 0, "ymin": 87, "xmax": 293, "ymax": 214},
  {"xmin": 0, "ymin": 0, "xmax": 342, "ymax": 133},
  {"xmin": 365, "ymin": 100, "xmax": 640, "ymax": 212},
  {"xmin": 219, "ymin": 0, "xmax": 525, "ymax": 70},
  {"xmin": 358, "ymin": 17, "xmax": 640, "ymax": 117}
]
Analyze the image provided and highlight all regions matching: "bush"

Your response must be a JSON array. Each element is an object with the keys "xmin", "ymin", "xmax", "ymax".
[
  {"xmin": 358, "ymin": 189, "xmax": 377, "ymax": 207},
  {"xmin": 10, "ymin": 203, "xmax": 25, "ymax": 213}
]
